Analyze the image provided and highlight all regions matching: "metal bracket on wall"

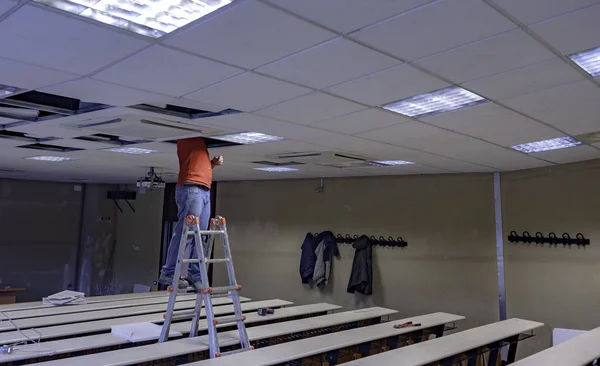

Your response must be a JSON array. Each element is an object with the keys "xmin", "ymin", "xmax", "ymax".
[{"xmin": 107, "ymin": 190, "xmax": 136, "ymax": 213}]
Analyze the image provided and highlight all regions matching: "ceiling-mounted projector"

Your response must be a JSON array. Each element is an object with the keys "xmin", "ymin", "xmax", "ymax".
[{"xmin": 137, "ymin": 167, "xmax": 166, "ymax": 190}]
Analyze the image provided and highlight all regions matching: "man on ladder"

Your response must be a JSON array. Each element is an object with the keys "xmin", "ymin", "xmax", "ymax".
[{"xmin": 158, "ymin": 137, "xmax": 223, "ymax": 291}]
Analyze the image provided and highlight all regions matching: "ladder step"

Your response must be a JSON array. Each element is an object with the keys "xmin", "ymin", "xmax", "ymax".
[
  {"xmin": 218, "ymin": 347, "xmax": 254, "ymax": 357},
  {"xmin": 198, "ymin": 230, "xmax": 225, "ymax": 235},
  {"xmin": 202, "ymin": 285, "xmax": 242, "ymax": 295},
  {"xmin": 166, "ymin": 310, "xmax": 195, "ymax": 321},
  {"xmin": 206, "ymin": 258, "xmax": 230, "ymax": 264},
  {"xmin": 213, "ymin": 315, "xmax": 245, "ymax": 326},
  {"xmin": 181, "ymin": 259, "xmax": 200, "ymax": 264}
]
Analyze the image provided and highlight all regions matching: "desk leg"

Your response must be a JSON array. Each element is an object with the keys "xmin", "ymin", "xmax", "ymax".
[
  {"xmin": 506, "ymin": 335, "xmax": 519, "ymax": 364},
  {"xmin": 487, "ymin": 342, "xmax": 500, "ymax": 366},
  {"xmin": 466, "ymin": 349, "xmax": 479, "ymax": 366}
]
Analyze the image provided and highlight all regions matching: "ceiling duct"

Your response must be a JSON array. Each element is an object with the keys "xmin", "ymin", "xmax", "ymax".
[
  {"xmin": 63, "ymin": 115, "xmax": 221, "ymax": 140},
  {"xmin": 267, "ymin": 151, "xmax": 375, "ymax": 168},
  {"xmin": 0, "ymin": 91, "xmax": 110, "ymax": 121},
  {"xmin": 130, "ymin": 103, "xmax": 242, "ymax": 120}
]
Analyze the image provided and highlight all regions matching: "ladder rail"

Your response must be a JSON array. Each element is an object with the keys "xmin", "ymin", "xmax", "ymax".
[{"xmin": 159, "ymin": 215, "xmax": 251, "ymax": 359}]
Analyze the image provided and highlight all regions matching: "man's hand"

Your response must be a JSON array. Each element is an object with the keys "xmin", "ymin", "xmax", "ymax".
[{"xmin": 211, "ymin": 156, "xmax": 224, "ymax": 167}]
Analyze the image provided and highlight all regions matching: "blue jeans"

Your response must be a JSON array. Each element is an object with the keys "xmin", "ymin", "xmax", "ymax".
[{"xmin": 161, "ymin": 184, "xmax": 211, "ymax": 282}]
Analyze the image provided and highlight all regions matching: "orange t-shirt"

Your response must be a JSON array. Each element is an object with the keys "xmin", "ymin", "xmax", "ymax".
[{"xmin": 177, "ymin": 137, "xmax": 213, "ymax": 188}]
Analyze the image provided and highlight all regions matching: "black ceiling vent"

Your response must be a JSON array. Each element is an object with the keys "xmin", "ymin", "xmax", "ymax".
[
  {"xmin": 0, "ymin": 130, "xmax": 57, "ymax": 143},
  {"xmin": 17, "ymin": 143, "xmax": 83, "ymax": 153},
  {"xmin": 130, "ymin": 103, "xmax": 242, "ymax": 120},
  {"xmin": 275, "ymin": 152, "xmax": 322, "ymax": 159},
  {"xmin": 74, "ymin": 133, "xmax": 147, "ymax": 146},
  {"xmin": 252, "ymin": 161, "xmax": 304, "ymax": 166},
  {"xmin": 164, "ymin": 137, "xmax": 242, "ymax": 149},
  {"xmin": 0, "ymin": 91, "xmax": 111, "ymax": 121}
]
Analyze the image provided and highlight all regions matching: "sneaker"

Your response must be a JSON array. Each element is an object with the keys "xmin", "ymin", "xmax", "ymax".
[
  {"xmin": 186, "ymin": 278, "xmax": 205, "ymax": 293},
  {"xmin": 158, "ymin": 273, "xmax": 188, "ymax": 289}
]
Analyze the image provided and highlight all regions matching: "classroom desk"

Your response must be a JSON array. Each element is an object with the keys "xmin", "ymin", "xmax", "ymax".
[
  {"xmin": 0, "ymin": 291, "xmax": 168, "ymax": 312},
  {"xmin": 0, "ymin": 299, "xmax": 285, "ymax": 345},
  {"xmin": 28, "ymin": 307, "xmax": 399, "ymax": 366},
  {"xmin": 512, "ymin": 325, "xmax": 600, "ymax": 366},
  {"xmin": 0, "ymin": 303, "xmax": 340, "ymax": 363},
  {"xmin": 2, "ymin": 293, "xmax": 200, "ymax": 320},
  {"xmin": 0, "ymin": 297, "xmax": 251, "ymax": 331},
  {"xmin": 344, "ymin": 318, "xmax": 544, "ymax": 366},
  {"xmin": 187, "ymin": 312, "xmax": 464, "ymax": 366}
]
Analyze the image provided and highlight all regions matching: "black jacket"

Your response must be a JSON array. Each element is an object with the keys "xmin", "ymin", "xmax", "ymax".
[
  {"xmin": 299, "ymin": 233, "xmax": 317, "ymax": 283},
  {"xmin": 347, "ymin": 235, "xmax": 373, "ymax": 295}
]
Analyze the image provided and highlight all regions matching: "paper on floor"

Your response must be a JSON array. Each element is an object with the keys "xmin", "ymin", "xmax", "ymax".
[{"xmin": 111, "ymin": 322, "xmax": 182, "ymax": 342}]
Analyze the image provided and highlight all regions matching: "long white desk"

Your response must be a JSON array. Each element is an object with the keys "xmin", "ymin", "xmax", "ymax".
[
  {"xmin": 0, "ymin": 303, "xmax": 340, "ymax": 363},
  {"xmin": 512, "ymin": 325, "xmax": 600, "ymax": 366},
  {"xmin": 188, "ymin": 312, "xmax": 465, "ymax": 366},
  {"xmin": 2, "ymin": 293, "xmax": 200, "ymax": 320},
  {"xmin": 343, "ymin": 318, "xmax": 544, "ymax": 366},
  {"xmin": 0, "ymin": 297, "xmax": 250, "ymax": 331},
  {"xmin": 0, "ymin": 291, "xmax": 168, "ymax": 312},
  {"xmin": 0, "ymin": 299, "xmax": 285, "ymax": 345},
  {"xmin": 29, "ymin": 307, "xmax": 399, "ymax": 366}
]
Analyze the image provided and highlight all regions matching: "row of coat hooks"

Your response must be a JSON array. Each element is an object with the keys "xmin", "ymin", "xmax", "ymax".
[
  {"xmin": 313, "ymin": 233, "xmax": 408, "ymax": 248},
  {"xmin": 508, "ymin": 231, "xmax": 590, "ymax": 247}
]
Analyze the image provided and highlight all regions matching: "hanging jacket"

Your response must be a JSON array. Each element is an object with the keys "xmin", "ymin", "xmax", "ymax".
[
  {"xmin": 319, "ymin": 231, "xmax": 339, "ymax": 286},
  {"xmin": 299, "ymin": 233, "xmax": 318, "ymax": 283},
  {"xmin": 347, "ymin": 235, "xmax": 373, "ymax": 295},
  {"xmin": 313, "ymin": 240, "xmax": 326, "ymax": 286}
]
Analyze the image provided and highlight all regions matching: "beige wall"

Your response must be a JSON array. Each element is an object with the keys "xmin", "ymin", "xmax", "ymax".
[
  {"xmin": 502, "ymin": 160, "xmax": 600, "ymax": 357},
  {"xmin": 215, "ymin": 174, "xmax": 499, "ymax": 332}
]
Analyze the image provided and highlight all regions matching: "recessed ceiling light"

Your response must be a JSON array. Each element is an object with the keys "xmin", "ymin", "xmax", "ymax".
[
  {"xmin": 371, "ymin": 160, "xmax": 415, "ymax": 166},
  {"xmin": 214, "ymin": 132, "xmax": 285, "ymax": 144},
  {"xmin": 34, "ymin": 0, "xmax": 232, "ymax": 38},
  {"xmin": 254, "ymin": 167, "xmax": 299, "ymax": 172},
  {"xmin": 105, "ymin": 147, "xmax": 157, "ymax": 154},
  {"xmin": 0, "ymin": 84, "xmax": 19, "ymax": 98},
  {"xmin": 382, "ymin": 86, "xmax": 488, "ymax": 118},
  {"xmin": 25, "ymin": 155, "xmax": 77, "ymax": 162},
  {"xmin": 511, "ymin": 136, "xmax": 582, "ymax": 153},
  {"xmin": 569, "ymin": 46, "xmax": 600, "ymax": 78}
]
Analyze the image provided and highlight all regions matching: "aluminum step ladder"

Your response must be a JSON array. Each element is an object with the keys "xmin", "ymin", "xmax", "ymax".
[{"xmin": 158, "ymin": 215, "xmax": 252, "ymax": 358}]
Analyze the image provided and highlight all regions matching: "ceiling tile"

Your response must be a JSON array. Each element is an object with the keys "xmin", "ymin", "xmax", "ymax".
[
  {"xmin": 502, "ymin": 80, "xmax": 600, "ymax": 135},
  {"xmin": 494, "ymin": 0, "xmax": 600, "ymax": 25},
  {"xmin": 0, "ymin": 1, "xmax": 16, "ymax": 17},
  {"xmin": 264, "ymin": 0, "xmax": 436, "ymax": 33},
  {"xmin": 462, "ymin": 58, "xmax": 585, "ymax": 100},
  {"xmin": 422, "ymin": 103, "xmax": 564, "ymax": 146},
  {"xmin": 184, "ymin": 72, "xmax": 312, "ymax": 112},
  {"xmin": 350, "ymin": 0, "xmax": 516, "ymax": 61},
  {"xmin": 256, "ymin": 37, "xmax": 401, "ymax": 89},
  {"xmin": 48, "ymin": 138, "xmax": 114, "ymax": 150},
  {"xmin": 254, "ymin": 92, "xmax": 365, "ymax": 125},
  {"xmin": 93, "ymin": 46, "xmax": 243, "ymax": 97},
  {"xmin": 530, "ymin": 4, "xmax": 600, "ymax": 54},
  {"xmin": 5, "ymin": 122, "xmax": 87, "ymax": 139},
  {"xmin": 40, "ymin": 78, "xmax": 167, "ymax": 107},
  {"xmin": 531, "ymin": 145, "xmax": 600, "ymax": 164},
  {"xmin": 357, "ymin": 121, "xmax": 446, "ymax": 146},
  {"xmin": 416, "ymin": 30, "xmax": 555, "ymax": 83},
  {"xmin": 312, "ymin": 108, "xmax": 409, "ymax": 135},
  {"xmin": 325, "ymin": 64, "xmax": 449, "ymax": 106},
  {"xmin": 0, "ymin": 57, "xmax": 78, "ymax": 90},
  {"xmin": 0, "ymin": 5, "xmax": 149, "ymax": 75},
  {"xmin": 162, "ymin": 1, "xmax": 336, "ymax": 69}
]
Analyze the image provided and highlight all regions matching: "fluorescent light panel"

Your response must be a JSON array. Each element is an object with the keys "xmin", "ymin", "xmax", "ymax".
[
  {"xmin": 254, "ymin": 167, "xmax": 298, "ymax": 172},
  {"xmin": 34, "ymin": 0, "xmax": 232, "ymax": 38},
  {"xmin": 383, "ymin": 86, "xmax": 488, "ymax": 118},
  {"xmin": 569, "ymin": 46, "xmax": 600, "ymax": 78},
  {"xmin": 106, "ymin": 147, "xmax": 157, "ymax": 154},
  {"xmin": 25, "ymin": 155, "xmax": 76, "ymax": 162},
  {"xmin": 372, "ymin": 160, "xmax": 415, "ymax": 166},
  {"xmin": 511, "ymin": 136, "xmax": 582, "ymax": 153},
  {"xmin": 215, "ymin": 132, "xmax": 284, "ymax": 144}
]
